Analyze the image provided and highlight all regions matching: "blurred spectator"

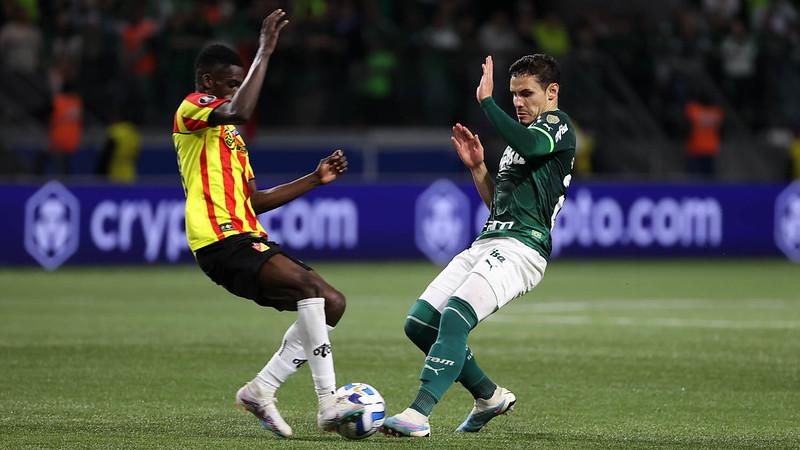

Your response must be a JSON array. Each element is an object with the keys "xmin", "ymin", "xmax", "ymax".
[
  {"xmin": 121, "ymin": 3, "xmax": 159, "ymax": 121},
  {"xmin": 684, "ymin": 93, "xmax": 724, "ymax": 178},
  {"xmin": 79, "ymin": 5, "xmax": 122, "ymax": 123},
  {"xmin": 49, "ymin": 11, "xmax": 82, "ymax": 94},
  {"xmin": 359, "ymin": 37, "xmax": 398, "ymax": 125},
  {"xmin": 37, "ymin": 81, "xmax": 83, "ymax": 176},
  {"xmin": 0, "ymin": 0, "xmax": 49, "ymax": 123},
  {"xmin": 720, "ymin": 19, "xmax": 756, "ymax": 121},
  {"xmin": 159, "ymin": 6, "xmax": 212, "ymax": 112},
  {"xmin": 702, "ymin": 0, "xmax": 741, "ymax": 21},
  {"xmin": 531, "ymin": 12, "xmax": 571, "ymax": 57},
  {"xmin": 425, "ymin": 6, "xmax": 461, "ymax": 51},
  {"xmin": 0, "ymin": 0, "xmax": 41, "ymax": 74},
  {"xmin": 95, "ymin": 110, "xmax": 142, "ymax": 184},
  {"xmin": 478, "ymin": 10, "xmax": 520, "ymax": 53}
]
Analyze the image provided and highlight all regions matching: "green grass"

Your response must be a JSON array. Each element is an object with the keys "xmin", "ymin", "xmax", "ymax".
[{"xmin": 0, "ymin": 260, "xmax": 798, "ymax": 449}]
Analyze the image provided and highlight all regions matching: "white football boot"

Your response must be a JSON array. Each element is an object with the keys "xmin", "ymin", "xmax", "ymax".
[
  {"xmin": 316, "ymin": 393, "xmax": 365, "ymax": 432},
  {"xmin": 381, "ymin": 408, "xmax": 431, "ymax": 437},
  {"xmin": 235, "ymin": 381, "xmax": 293, "ymax": 438},
  {"xmin": 455, "ymin": 387, "xmax": 516, "ymax": 432}
]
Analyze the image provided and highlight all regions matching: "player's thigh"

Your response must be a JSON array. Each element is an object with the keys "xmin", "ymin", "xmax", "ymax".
[
  {"xmin": 257, "ymin": 253, "xmax": 337, "ymax": 309},
  {"xmin": 418, "ymin": 245, "xmax": 480, "ymax": 313},
  {"xmin": 196, "ymin": 234, "xmax": 277, "ymax": 304},
  {"xmin": 452, "ymin": 238, "xmax": 547, "ymax": 321}
]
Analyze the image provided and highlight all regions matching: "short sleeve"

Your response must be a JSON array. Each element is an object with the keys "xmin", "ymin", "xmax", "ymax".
[{"xmin": 173, "ymin": 93, "xmax": 228, "ymax": 133}]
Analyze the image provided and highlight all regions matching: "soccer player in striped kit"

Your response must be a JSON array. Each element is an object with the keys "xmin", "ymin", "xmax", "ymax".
[{"xmin": 172, "ymin": 9, "xmax": 361, "ymax": 438}]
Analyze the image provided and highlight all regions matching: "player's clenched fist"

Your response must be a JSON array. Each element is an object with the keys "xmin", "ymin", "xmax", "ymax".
[
  {"xmin": 259, "ymin": 9, "xmax": 289, "ymax": 55},
  {"xmin": 315, "ymin": 149, "xmax": 349, "ymax": 185}
]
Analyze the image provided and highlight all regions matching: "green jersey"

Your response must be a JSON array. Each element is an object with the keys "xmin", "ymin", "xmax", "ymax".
[{"xmin": 476, "ymin": 98, "xmax": 576, "ymax": 260}]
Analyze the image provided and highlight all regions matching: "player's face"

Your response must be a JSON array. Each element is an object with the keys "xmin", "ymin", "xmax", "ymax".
[
  {"xmin": 510, "ymin": 75, "xmax": 557, "ymax": 125},
  {"xmin": 203, "ymin": 64, "xmax": 245, "ymax": 100}
]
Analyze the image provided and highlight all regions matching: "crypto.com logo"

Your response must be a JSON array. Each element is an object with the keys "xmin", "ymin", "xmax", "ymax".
[
  {"xmin": 24, "ymin": 181, "xmax": 80, "ymax": 270},
  {"xmin": 415, "ymin": 179, "xmax": 470, "ymax": 264},
  {"xmin": 775, "ymin": 181, "xmax": 800, "ymax": 263}
]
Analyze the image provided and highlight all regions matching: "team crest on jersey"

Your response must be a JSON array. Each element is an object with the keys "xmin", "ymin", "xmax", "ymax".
[
  {"xmin": 546, "ymin": 114, "xmax": 560, "ymax": 124},
  {"xmin": 498, "ymin": 147, "xmax": 526, "ymax": 172},
  {"xmin": 197, "ymin": 95, "xmax": 216, "ymax": 105},
  {"xmin": 223, "ymin": 128, "xmax": 246, "ymax": 152},
  {"xmin": 251, "ymin": 242, "xmax": 270, "ymax": 252}
]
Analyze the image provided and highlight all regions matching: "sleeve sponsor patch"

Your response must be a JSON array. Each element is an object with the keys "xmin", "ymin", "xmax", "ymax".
[{"xmin": 198, "ymin": 95, "xmax": 217, "ymax": 105}]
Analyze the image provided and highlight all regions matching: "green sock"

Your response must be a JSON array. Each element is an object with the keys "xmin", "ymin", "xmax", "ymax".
[
  {"xmin": 411, "ymin": 297, "xmax": 478, "ymax": 416},
  {"xmin": 463, "ymin": 348, "xmax": 497, "ymax": 400},
  {"xmin": 405, "ymin": 299, "xmax": 496, "ymax": 400}
]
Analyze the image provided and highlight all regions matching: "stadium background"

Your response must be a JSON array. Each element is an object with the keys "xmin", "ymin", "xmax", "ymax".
[{"xmin": 1, "ymin": 0, "xmax": 799, "ymax": 448}]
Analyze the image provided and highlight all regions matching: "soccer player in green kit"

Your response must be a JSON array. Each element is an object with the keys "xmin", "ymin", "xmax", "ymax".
[{"xmin": 382, "ymin": 54, "xmax": 576, "ymax": 437}]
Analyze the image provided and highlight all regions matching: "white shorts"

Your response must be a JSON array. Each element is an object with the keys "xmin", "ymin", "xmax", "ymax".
[{"xmin": 419, "ymin": 237, "xmax": 548, "ymax": 322}]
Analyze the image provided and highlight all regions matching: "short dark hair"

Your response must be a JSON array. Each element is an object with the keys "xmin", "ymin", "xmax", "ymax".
[
  {"xmin": 195, "ymin": 44, "xmax": 243, "ymax": 77},
  {"xmin": 509, "ymin": 54, "xmax": 560, "ymax": 90}
]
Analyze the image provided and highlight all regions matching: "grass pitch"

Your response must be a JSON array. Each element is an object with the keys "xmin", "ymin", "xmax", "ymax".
[{"xmin": 1, "ymin": 260, "xmax": 798, "ymax": 449}]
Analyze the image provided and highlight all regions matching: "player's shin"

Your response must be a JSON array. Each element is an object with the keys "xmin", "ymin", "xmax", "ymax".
[
  {"xmin": 460, "ymin": 347, "xmax": 498, "ymax": 400},
  {"xmin": 255, "ymin": 321, "xmax": 336, "ymax": 393},
  {"xmin": 411, "ymin": 297, "xmax": 478, "ymax": 416},
  {"xmin": 295, "ymin": 298, "xmax": 336, "ymax": 400},
  {"xmin": 405, "ymin": 299, "xmax": 496, "ymax": 400}
]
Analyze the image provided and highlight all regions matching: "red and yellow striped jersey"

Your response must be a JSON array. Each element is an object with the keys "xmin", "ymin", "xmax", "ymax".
[{"xmin": 173, "ymin": 93, "xmax": 266, "ymax": 252}]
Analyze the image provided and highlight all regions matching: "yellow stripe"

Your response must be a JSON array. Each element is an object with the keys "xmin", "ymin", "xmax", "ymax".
[{"xmin": 181, "ymin": 100, "xmax": 214, "ymax": 122}]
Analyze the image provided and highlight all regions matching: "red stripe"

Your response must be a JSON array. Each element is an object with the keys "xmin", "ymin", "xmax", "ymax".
[
  {"xmin": 236, "ymin": 152, "xmax": 260, "ymax": 232},
  {"xmin": 199, "ymin": 141, "xmax": 224, "ymax": 240},
  {"xmin": 219, "ymin": 133, "xmax": 243, "ymax": 232},
  {"xmin": 182, "ymin": 117, "xmax": 208, "ymax": 131}
]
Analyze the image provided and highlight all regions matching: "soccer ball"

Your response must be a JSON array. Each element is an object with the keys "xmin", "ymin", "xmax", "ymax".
[{"xmin": 335, "ymin": 382, "xmax": 385, "ymax": 440}]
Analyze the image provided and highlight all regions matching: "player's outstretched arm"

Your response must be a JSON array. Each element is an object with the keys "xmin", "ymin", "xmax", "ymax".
[
  {"xmin": 249, "ymin": 150, "xmax": 348, "ymax": 214},
  {"xmin": 208, "ymin": 9, "xmax": 289, "ymax": 126},
  {"xmin": 452, "ymin": 123, "xmax": 494, "ymax": 209},
  {"xmin": 476, "ymin": 55, "xmax": 552, "ymax": 158}
]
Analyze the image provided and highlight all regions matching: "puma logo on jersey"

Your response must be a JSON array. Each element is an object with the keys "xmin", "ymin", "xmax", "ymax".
[
  {"xmin": 499, "ymin": 148, "xmax": 526, "ymax": 172},
  {"xmin": 424, "ymin": 364, "xmax": 444, "ymax": 375}
]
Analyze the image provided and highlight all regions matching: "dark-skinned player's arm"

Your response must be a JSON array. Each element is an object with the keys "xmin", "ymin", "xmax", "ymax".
[
  {"xmin": 452, "ymin": 123, "xmax": 494, "ymax": 210},
  {"xmin": 249, "ymin": 150, "xmax": 348, "ymax": 215},
  {"xmin": 208, "ymin": 9, "xmax": 288, "ymax": 126},
  {"xmin": 476, "ymin": 56, "xmax": 554, "ymax": 158}
]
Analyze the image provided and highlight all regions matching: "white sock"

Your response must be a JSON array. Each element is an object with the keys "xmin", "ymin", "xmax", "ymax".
[
  {"xmin": 295, "ymin": 298, "xmax": 336, "ymax": 402},
  {"xmin": 255, "ymin": 321, "xmax": 335, "ymax": 394}
]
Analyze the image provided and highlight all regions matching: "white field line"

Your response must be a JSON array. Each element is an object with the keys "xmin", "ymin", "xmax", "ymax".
[
  {"xmin": 509, "ymin": 298, "xmax": 796, "ymax": 313},
  {"xmin": 488, "ymin": 314, "xmax": 800, "ymax": 329}
]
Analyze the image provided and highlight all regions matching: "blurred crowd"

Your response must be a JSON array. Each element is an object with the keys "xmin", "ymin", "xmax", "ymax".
[{"xmin": 0, "ymin": 0, "xmax": 798, "ymax": 178}]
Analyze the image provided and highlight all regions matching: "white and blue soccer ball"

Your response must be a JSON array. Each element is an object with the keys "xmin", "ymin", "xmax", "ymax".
[{"xmin": 335, "ymin": 382, "xmax": 385, "ymax": 440}]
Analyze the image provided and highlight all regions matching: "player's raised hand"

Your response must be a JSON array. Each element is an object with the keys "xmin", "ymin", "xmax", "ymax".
[
  {"xmin": 259, "ymin": 9, "xmax": 289, "ymax": 55},
  {"xmin": 476, "ymin": 55, "xmax": 494, "ymax": 103},
  {"xmin": 451, "ymin": 123, "xmax": 484, "ymax": 169},
  {"xmin": 315, "ymin": 149, "xmax": 348, "ymax": 184}
]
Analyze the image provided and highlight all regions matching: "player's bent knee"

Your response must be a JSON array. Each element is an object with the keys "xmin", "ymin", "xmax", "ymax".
[
  {"xmin": 404, "ymin": 300, "xmax": 441, "ymax": 352},
  {"xmin": 322, "ymin": 287, "xmax": 346, "ymax": 325}
]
